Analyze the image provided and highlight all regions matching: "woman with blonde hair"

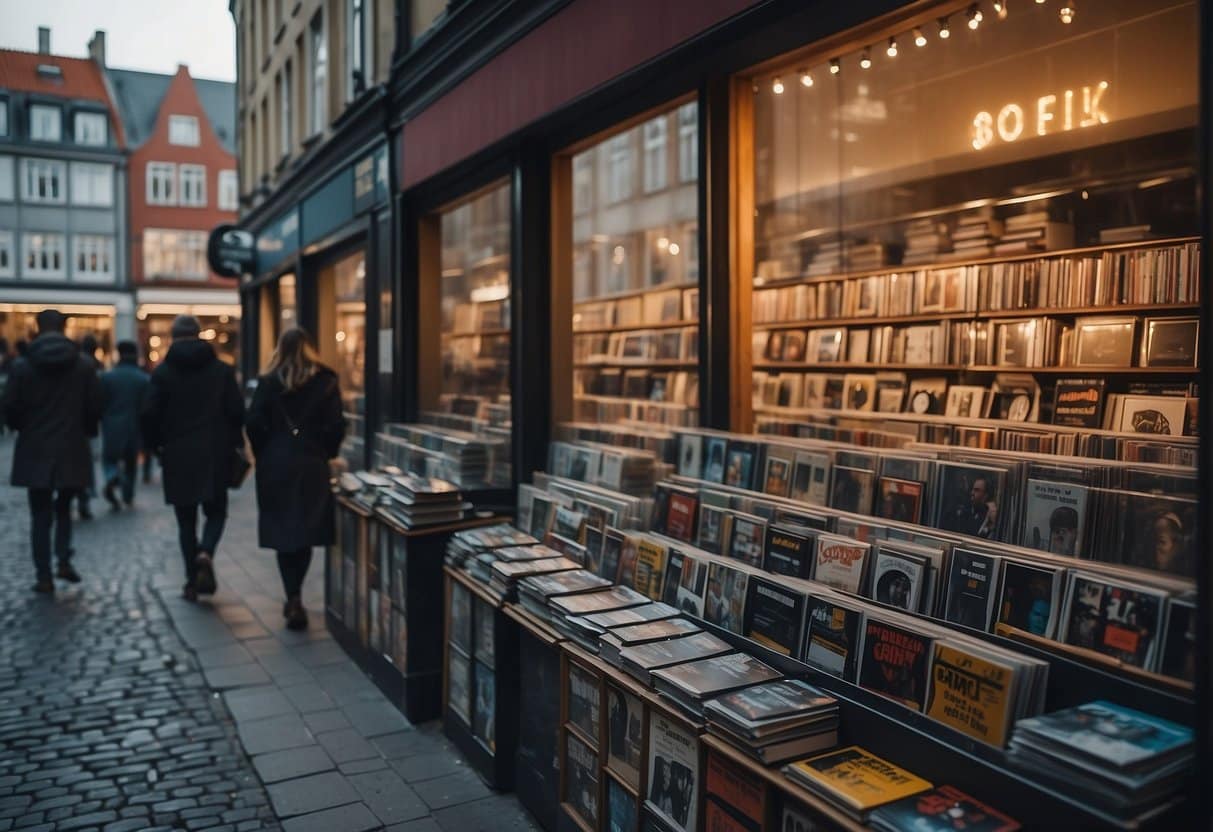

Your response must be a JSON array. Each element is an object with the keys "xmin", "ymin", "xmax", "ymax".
[{"xmin": 245, "ymin": 328, "xmax": 345, "ymax": 629}]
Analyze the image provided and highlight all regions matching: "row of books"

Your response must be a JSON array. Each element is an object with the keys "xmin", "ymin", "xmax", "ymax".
[
  {"xmin": 375, "ymin": 418, "xmax": 510, "ymax": 489},
  {"xmin": 573, "ymin": 284, "xmax": 698, "ymax": 330},
  {"xmin": 574, "ymin": 368, "xmax": 699, "ymax": 410},
  {"xmin": 574, "ymin": 326, "xmax": 698, "ymax": 363},
  {"xmin": 572, "ymin": 394, "xmax": 700, "ymax": 428},
  {"xmin": 544, "ymin": 438, "xmax": 671, "ymax": 497},
  {"xmin": 556, "ymin": 420, "xmax": 681, "ymax": 463},
  {"xmin": 446, "ymin": 295, "xmax": 510, "ymax": 334}
]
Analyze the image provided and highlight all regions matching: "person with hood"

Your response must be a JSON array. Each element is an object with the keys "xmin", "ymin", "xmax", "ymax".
[
  {"xmin": 100, "ymin": 340, "xmax": 150, "ymax": 510},
  {"xmin": 1, "ymin": 309, "xmax": 101, "ymax": 594},
  {"xmin": 142, "ymin": 315, "xmax": 244, "ymax": 601},
  {"xmin": 75, "ymin": 333, "xmax": 102, "ymax": 520},
  {"xmin": 245, "ymin": 328, "xmax": 345, "ymax": 630}
]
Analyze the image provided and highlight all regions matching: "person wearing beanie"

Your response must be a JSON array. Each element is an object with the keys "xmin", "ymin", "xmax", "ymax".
[
  {"xmin": 142, "ymin": 314, "xmax": 245, "ymax": 601},
  {"xmin": 1, "ymin": 309, "xmax": 101, "ymax": 594},
  {"xmin": 100, "ymin": 341, "xmax": 151, "ymax": 509}
]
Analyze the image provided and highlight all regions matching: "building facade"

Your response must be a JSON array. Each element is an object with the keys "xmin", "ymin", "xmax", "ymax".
[
  {"xmin": 108, "ymin": 64, "xmax": 240, "ymax": 367},
  {"xmin": 0, "ymin": 28, "xmax": 129, "ymax": 354}
]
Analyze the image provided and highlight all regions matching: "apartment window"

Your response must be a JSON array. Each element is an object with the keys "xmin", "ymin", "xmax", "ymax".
[
  {"xmin": 643, "ymin": 116, "xmax": 668, "ymax": 193},
  {"xmin": 607, "ymin": 134, "xmax": 633, "ymax": 204},
  {"xmin": 218, "ymin": 170, "xmax": 238, "ymax": 211},
  {"xmin": 280, "ymin": 61, "xmax": 293, "ymax": 156},
  {"xmin": 74, "ymin": 111, "xmax": 108, "ymax": 146},
  {"xmin": 179, "ymin": 164, "xmax": 206, "ymax": 207},
  {"xmin": 0, "ymin": 232, "xmax": 13, "ymax": 277},
  {"xmin": 147, "ymin": 162, "xmax": 177, "ymax": 205},
  {"xmin": 0, "ymin": 99, "xmax": 8, "ymax": 137},
  {"xmin": 21, "ymin": 158, "xmax": 66, "ymax": 203},
  {"xmin": 309, "ymin": 12, "xmax": 327, "ymax": 135},
  {"xmin": 143, "ymin": 228, "xmax": 208, "ymax": 281},
  {"xmin": 29, "ymin": 104, "xmax": 62, "ymax": 141},
  {"xmin": 0, "ymin": 156, "xmax": 12, "ymax": 201},
  {"xmin": 22, "ymin": 233, "xmax": 66, "ymax": 278},
  {"xmin": 70, "ymin": 162, "xmax": 113, "ymax": 206},
  {"xmin": 347, "ymin": 0, "xmax": 364, "ymax": 100},
  {"xmin": 678, "ymin": 102, "xmax": 697, "ymax": 183},
  {"xmin": 168, "ymin": 114, "xmax": 200, "ymax": 146},
  {"xmin": 72, "ymin": 235, "xmax": 114, "ymax": 280}
]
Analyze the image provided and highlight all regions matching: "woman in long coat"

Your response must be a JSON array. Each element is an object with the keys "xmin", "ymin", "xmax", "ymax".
[{"xmin": 245, "ymin": 328, "xmax": 345, "ymax": 630}]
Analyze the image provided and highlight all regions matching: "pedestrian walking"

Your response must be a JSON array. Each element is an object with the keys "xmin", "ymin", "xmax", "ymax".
[
  {"xmin": 245, "ymin": 328, "xmax": 345, "ymax": 630},
  {"xmin": 100, "ymin": 340, "xmax": 150, "ymax": 510},
  {"xmin": 0, "ymin": 309, "xmax": 101, "ymax": 594},
  {"xmin": 76, "ymin": 333, "xmax": 102, "ymax": 521},
  {"xmin": 142, "ymin": 315, "xmax": 244, "ymax": 601}
]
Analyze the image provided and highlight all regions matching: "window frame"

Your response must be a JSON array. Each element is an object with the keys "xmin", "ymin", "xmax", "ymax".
[
  {"xmin": 309, "ymin": 11, "xmax": 328, "ymax": 136},
  {"xmin": 29, "ymin": 103, "xmax": 62, "ymax": 142},
  {"xmin": 281, "ymin": 60, "xmax": 293, "ymax": 156},
  {"xmin": 677, "ymin": 102, "xmax": 698, "ymax": 184},
  {"xmin": 146, "ymin": 161, "xmax": 178, "ymax": 206},
  {"xmin": 218, "ymin": 169, "xmax": 239, "ymax": 211},
  {"xmin": 73, "ymin": 111, "xmax": 108, "ymax": 146},
  {"xmin": 168, "ymin": 114, "xmax": 201, "ymax": 147},
  {"xmin": 21, "ymin": 158, "xmax": 67, "ymax": 204},
  {"xmin": 72, "ymin": 234, "xmax": 115, "ymax": 282},
  {"xmin": 0, "ymin": 155, "xmax": 13, "ymax": 202},
  {"xmin": 347, "ymin": 0, "xmax": 365, "ymax": 100},
  {"xmin": 0, "ymin": 230, "xmax": 13, "ymax": 278},
  {"xmin": 642, "ymin": 115, "xmax": 669, "ymax": 194},
  {"xmin": 0, "ymin": 97, "xmax": 9, "ymax": 138},
  {"xmin": 70, "ymin": 161, "xmax": 114, "ymax": 207},
  {"xmin": 21, "ymin": 231, "xmax": 66, "ymax": 279},
  {"xmin": 142, "ymin": 228, "xmax": 209, "ymax": 281},
  {"xmin": 179, "ymin": 163, "xmax": 207, "ymax": 207}
]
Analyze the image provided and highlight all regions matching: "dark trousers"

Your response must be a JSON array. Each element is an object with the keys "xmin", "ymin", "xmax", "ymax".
[
  {"xmin": 173, "ymin": 493, "xmax": 228, "ymax": 582},
  {"xmin": 276, "ymin": 548, "xmax": 313, "ymax": 598},
  {"xmin": 104, "ymin": 448, "xmax": 138, "ymax": 504},
  {"xmin": 29, "ymin": 489, "xmax": 76, "ymax": 579}
]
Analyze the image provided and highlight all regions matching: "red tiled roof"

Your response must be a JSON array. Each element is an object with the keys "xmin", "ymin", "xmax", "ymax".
[{"xmin": 0, "ymin": 49, "xmax": 111, "ymax": 102}]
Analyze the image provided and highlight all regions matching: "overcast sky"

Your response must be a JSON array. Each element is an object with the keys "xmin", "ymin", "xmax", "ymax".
[{"xmin": 0, "ymin": 0, "xmax": 236, "ymax": 81}]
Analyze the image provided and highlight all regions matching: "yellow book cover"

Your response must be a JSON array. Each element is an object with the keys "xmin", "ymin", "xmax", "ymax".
[
  {"xmin": 924, "ymin": 642, "xmax": 1015, "ymax": 747},
  {"xmin": 787, "ymin": 746, "xmax": 931, "ymax": 811},
  {"xmin": 633, "ymin": 539, "xmax": 669, "ymax": 600}
]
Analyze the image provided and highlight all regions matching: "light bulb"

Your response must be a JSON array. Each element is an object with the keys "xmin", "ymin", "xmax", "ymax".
[
  {"xmin": 938, "ymin": 17, "xmax": 951, "ymax": 38},
  {"xmin": 913, "ymin": 28, "xmax": 927, "ymax": 47},
  {"xmin": 829, "ymin": 58, "xmax": 840, "ymax": 75},
  {"xmin": 859, "ymin": 48, "xmax": 872, "ymax": 69},
  {"xmin": 800, "ymin": 70, "xmax": 813, "ymax": 87},
  {"xmin": 967, "ymin": 4, "xmax": 982, "ymax": 28},
  {"xmin": 1035, "ymin": 0, "xmax": 1045, "ymax": 4},
  {"xmin": 1059, "ymin": 3, "xmax": 1074, "ymax": 23},
  {"xmin": 993, "ymin": 0, "xmax": 1008, "ymax": 17},
  {"xmin": 772, "ymin": 77, "xmax": 784, "ymax": 94},
  {"xmin": 886, "ymin": 37, "xmax": 898, "ymax": 57}
]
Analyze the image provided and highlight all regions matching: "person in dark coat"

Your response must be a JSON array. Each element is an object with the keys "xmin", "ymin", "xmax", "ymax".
[
  {"xmin": 74, "ymin": 333, "xmax": 103, "ymax": 520},
  {"xmin": 100, "ymin": 340, "xmax": 150, "ymax": 509},
  {"xmin": 1, "ymin": 309, "xmax": 101, "ymax": 594},
  {"xmin": 245, "ymin": 328, "xmax": 345, "ymax": 630},
  {"xmin": 142, "ymin": 315, "xmax": 244, "ymax": 601}
]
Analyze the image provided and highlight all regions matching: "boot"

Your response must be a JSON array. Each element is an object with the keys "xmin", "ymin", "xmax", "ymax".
[
  {"xmin": 194, "ymin": 553, "xmax": 217, "ymax": 595},
  {"xmin": 284, "ymin": 596, "xmax": 308, "ymax": 631}
]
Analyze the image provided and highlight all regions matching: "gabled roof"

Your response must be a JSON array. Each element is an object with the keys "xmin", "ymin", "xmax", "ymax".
[
  {"xmin": 107, "ymin": 68, "xmax": 172, "ymax": 148},
  {"xmin": 194, "ymin": 77, "xmax": 236, "ymax": 155},
  {"xmin": 0, "ymin": 48, "xmax": 111, "ymax": 103}
]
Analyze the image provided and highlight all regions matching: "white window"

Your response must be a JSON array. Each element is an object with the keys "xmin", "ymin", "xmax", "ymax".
[
  {"xmin": 347, "ymin": 0, "xmax": 364, "ymax": 100},
  {"xmin": 0, "ymin": 232, "xmax": 13, "ymax": 278},
  {"xmin": 147, "ymin": 162, "xmax": 177, "ymax": 205},
  {"xmin": 168, "ymin": 114, "xmax": 200, "ymax": 146},
  {"xmin": 72, "ymin": 235, "xmax": 114, "ymax": 281},
  {"xmin": 22, "ymin": 233, "xmax": 66, "ymax": 278},
  {"xmin": 642, "ymin": 116, "xmax": 668, "ymax": 193},
  {"xmin": 21, "ymin": 158, "xmax": 66, "ymax": 203},
  {"xmin": 218, "ymin": 170, "xmax": 238, "ymax": 211},
  {"xmin": 280, "ymin": 61, "xmax": 293, "ymax": 156},
  {"xmin": 0, "ymin": 100, "xmax": 8, "ymax": 138},
  {"xmin": 678, "ymin": 102, "xmax": 698, "ymax": 183},
  {"xmin": 70, "ymin": 162, "xmax": 113, "ymax": 207},
  {"xmin": 29, "ymin": 104, "xmax": 62, "ymax": 141},
  {"xmin": 607, "ymin": 134, "xmax": 633, "ymax": 204},
  {"xmin": 0, "ymin": 156, "xmax": 12, "ymax": 202},
  {"xmin": 143, "ymin": 228, "xmax": 208, "ymax": 281},
  {"xmin": 74, "ymin": 112, "xmax": 108, "ymax": 146},
  {"xmin": 179, "ymin": 164, "xmax": 207, "ymax": 207},
  {"xmin": 310, "ymin": 12, "xmax": 327, "ymax": 135}
]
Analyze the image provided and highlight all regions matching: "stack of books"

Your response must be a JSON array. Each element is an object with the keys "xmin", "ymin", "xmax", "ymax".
[
  {"xmin": 381, "ymin": 474, "xmax": 468, "ymax": 528},
  {"xmin": 703, "ymin": 679, "xmax": 839, "ymax": 764},
  {"xmin": 902, "ymin": 219, "xmax": 953, "ymax": 266},
  {"xmin": 597, "ymin": 616, "xmax": 702, "ymax": 666},
  {"xmin": 650, "ymin": 652, "xmax": 781, "ymax": 717},
  {"xmin": 808, "ymin": 239, "xmax": 888, "ymax": 277},
  {"xmin": 995, "ymin": 210, "xmax": 1075, "ymax": 255},
  {"xmin": 620, "ymin": 632, "xmax": 734, "ymax": 686},
  {"xmin": 549, "ymin": 585, "xmax": 653, "ymax": 646},
  {"xmin": 517, "ymin": 569, "xmax": 612, "ymax": 623},
  {"xmin": 486, "ymin": 547, "xmax": 579, "ymax": 601},
  {"xmin": 949, "ymin": 211, "xmax": 1005, "ymax": 260},
  {"xmin": 1007, "ymin": 701, "xmax": 1194, "ymax": 819},
  {"xmin": 443, "ymin": 523, "xmax": 537, "ymax": 569},
  {"xmin": 562, "ymin": 600, "xmax": 682, "ymax": 654},
  {"xmin": 783, "ymin": 746, "xmax": 933, "ymax": 822}
]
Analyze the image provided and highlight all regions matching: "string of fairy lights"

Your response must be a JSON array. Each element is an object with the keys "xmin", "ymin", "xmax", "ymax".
[{"xmin": 765, "ymin": 0, "xmax": 1077, "ymax": 94}]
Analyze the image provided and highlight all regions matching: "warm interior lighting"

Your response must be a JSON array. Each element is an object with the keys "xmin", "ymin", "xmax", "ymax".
[
  {"xmin": 668, "ymin": 243, "xmax": 681, "ymax": 256},
  {"xmin": 1059, "ymin": 3, "xmax": 1075, "ymax": 23},
  {"xmin": 967, "ymin": 4, "xmax": 983, "ymax": 29},
  {"xmin": 860, "ymin": 48, "xmax": 872, "ymax": 69},
  {"xmin": 335, "ymin": 331, "xmax": 347, "ymax": 343},
  {"xmin": 913, "ymin": 27, "xmax": 927, "ymax": 46},
  {"xmin": 938, "ymin": 17, "xmax": 951, "ymax": 38},
  {"xmin": 800, "ymin": 70, "xmax": 813, "ymax": 87},
  {"xmin": 772, "ymin": 76, "xmax": 785, "ymax": 94},
  {"xmin": 829, "ymin": 58, "xmax": 841, "ymax": 74},
  {"xmin": 886, "ymin": 37, "xmax": 898, "ymax": 57}
]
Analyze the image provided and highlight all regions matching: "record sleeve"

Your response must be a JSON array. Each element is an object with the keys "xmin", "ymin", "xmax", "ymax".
[
  {"xmin": 601, "ymin": 528, "xmax": 626, "ymax": 582},
  {"xmin": 789, "ymin": 450, "xmax": 831, "ymax": 506},
  {"xmin": 934, "ymin": 462, "xmax": 1004, "ymax": 540},
  {"xmin": 742, "ymin": 576, "xmax": 808, "ymax": 656},
  {"xmin": 803, "ymin": 595, "xmax": 864, "ymax": 681},
  {"xmin": 870, "ymin": 784, "xmax": 1021, "ymax": 831},
  {"xmin": 994, "ymin": 560, "xmax": 1061, "ymax": 639},
  {"xmin": 665, "ymin": 491, "xmax": 699, "ymax": 543},
  {"xmin": 606, "ymin": 685, "xmax": 645, "ymax": 787},
  {"xmin": 924, "ymin": 642, "xmax": 1015, "ymax": 747},
  {"xmin": 620, "ymin": 632, "xmax": 733, "ymax": 679},
  {"xmin": 677, "ymin": 433, "xmax": 704, "ymax": 479},
  {"xmin": 724, "ymin": 440, "xmax": 761, "ymax": 491},
  {"xmin": 1158, "ymin": 597, "xmax": 1196, "ymax": 682},
  {"xmin": 830, "ymin": 465, "xmax": 876, "ymax": 515},
  {"xmin": 703, "ymin": 437, "xmax": 729, "ymax": 483},
  {"xmin": 943, "ymin": 548, "xmax": 1003, "ymax": 631},
  {"xmin": 1012, "ymin": 700, "xmax": 1192, "ymax": 768},
  {"xmin": 783, "ymin": 746, "xmax": 931, "ymax": 816},
  {"xmin": 857, "ymin": 618, "xmax": 932, "ymax": 711},
  {"xmin": 652, "ymin": 652, "xmax": 780, "ymax": 701},
  {"xmin": 1021, "ymin": 479, "xmax": 1088, "ymax": 556},
  {"xmin": 697, "ymin": 503, "xmax": 731, "ymax": 555},
  {"xmin": 568, "ymin": 662, "xmax": 601, "ymax": 739},
  {"xmin": 1061, "ymin": 574, "xmax": 1165, "ymax": 669},
  {"xmin": 635, "ymin": 539, "xmax": 670, "ymax": 601},
  {"xmin": 566, "ymin": 731, "xmax": 599, "ymax": 826},
  {"xmin": 875, "ymin": 477, "xmax": 925, "ymax": 525},
  {"xmin": 812, "ymin": 535, "xmax": 870, "ymax": 594},
  {"xmin": 763, "ymin": 524, "xmax": 815, "ymax": 579},
  {"xmin": 727, "ymin": 513, "xmax": 767, "ymax": 569},
  {"xmin": 647, "ymin": 714, "xmax": 700, "ymax": 832},
  {"xmin": 663, "ymin": 548, "xmax": 708, "ymax": 617},
  {"xmin": 704, "ymin": 562, "xmax": 750, "ymax": 634},
  {"xmin": 870, "ymin": 549, "xmax": 927, "ymax": 613},
  {"xmin": 705, "ymin": 679, "xmax": 836, "ymax": 727}
]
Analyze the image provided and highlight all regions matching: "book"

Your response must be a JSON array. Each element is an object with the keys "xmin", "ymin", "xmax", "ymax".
[
  {"xmin": 763, "ymin": 524, "xmax": 814, "ymax": 579},
  {"xmin": 924, "ymin": 641, "xmax": 1016, "ymax": 747},
  {"xmin": 620, "ymin": 632, "xmax": 734, "ymax": 686},
  {"xmin": 652, "ymin": 653, "xmax": 780, "ymax": 716},
  {"xmin": 647, "ymin": 714, "xmax": 700, "ymax": 832},
  {"xmin": 802, "ymin": 595, "xmax": 864, "ymax": 681},
  {"xmin": 783, "ymin": 746, "xmax": 932, "ymax": 820},
  {"xmin": 857, "ymin": 618, "xmax": 932, "ymax": 711},
  {"xmin": 811, "ymin": 535, "xmax": 870, "ymax": 594},
  {"xmin": 742, "ymin": 576, "xmax": 808, "ymax": 656},
  {"xmin": 869, "ymin": 785, "xmax": 1021, "ymax": 832},
  {"xmin": 942, "ymin": 548, "xmax": 1002, "ymax": 631}
]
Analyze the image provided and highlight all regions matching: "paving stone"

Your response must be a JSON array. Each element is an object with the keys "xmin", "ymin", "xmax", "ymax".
[
  {"xmin": 410, "ymin": 769, "xmax": 492, "ymax": 811},
  {"xmin": 280, "ymin": 801, "xmax": 380, "ymax": 832},
  {"xmin": 390, "ymin": 751, "xmax": 468, "ymax": 784},
  {"xmin": 338, "ymin": 758, "xmax": 387, "ymax": 775},
  {"xmin": 342, "ymin": 700, "xmax": 411, "ymax": 737},
  {"xmin": 288, "ymin": 641, "xmax": 348, "ymax": 669},
  {"xmin": 236, "ymin": 714, "xmax": 314, "ymax": 756},
  {"xmin": 251, "ymin": 746, "xmax": 334, "ymax": 784},
  {"xmin": 195, "ymin": 644, "xmax": 256, "ymax": 669},
  {"xmin": 265, "ymin": 772, "xmax": 359, "ymax": 817},
  {"xmin": 385, "ymin": 819, "xmax": 442, "ymax": 832},
  {"xmin": 316, "ymin": 729, "xmax": 378, "ymax": 764},
  {"xmin": 280, "ymin": 684, "xmax": 334, "ymax": 715},
  {"xmin": 203, "ymin": 664, "xmax": 273, "ymax": 691},
  {"xmin": 372, "ymin": 730, "xmax": 448, "ymax": 761},
  {"xmin": 348, "ymin": 769, "xmax": 429, "ymax": 825},
  {"xmin": 301, "ymin": 710, "xmax": 349, "ymax": 735},
  {"xmin": 224, "ymin": 688, "xmax": 296, "ymax": 723},
  {"xmin": 433, "ymin": 794, "xmax": 542, "ymax": 831}
]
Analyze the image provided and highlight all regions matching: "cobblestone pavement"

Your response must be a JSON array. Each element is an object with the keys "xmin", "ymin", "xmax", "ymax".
[{"xmin": 0, "ymin": 437, "xmax": 539, "ymax": 832}]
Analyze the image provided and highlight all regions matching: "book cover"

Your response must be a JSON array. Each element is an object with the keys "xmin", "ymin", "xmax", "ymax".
[
  {"xmin": 706, "ymin": 751, "xmax": 766, "ymax": 830},
  {"xmin": 812, "ymin": 535, "xmax": 870, "ymax": 594},
  {"xmin": 653, "ymin": 652, "xmax": 780, "ymax": 700},
  {"xmin": 707, "ymin": 679, "xmax": 835, "ymax": 725},
  {"xmin": 995, "ymin": 560, "xmax": 1060, "ymax": 639},
  {"xmin": 1062, "ymin": 574, "xmax": 1164, "ymax": 669},
  {"xmin": 635, "ymin": 539, "xmax": 670, "ymax": 601},
  {"xmin": 727, "ymin": 513, "xmax": 766, "ymax": 569},
  {"xmin": 647, "ymin": 714, "xmax": 700, "ymax": 832},
  {"xmin": 803, "ymin": 595, "xmax": 864, "ymax": 681},
  {"xmin": 858, "ymin": 619, "xmax": 932, "ymax": 711},
  {"xmin": 943, "ymin": 548, "xmax": 1002, "ymax": 631},
  {"xmin": 601, "ymin": 528, "xmax": 626, "ymax": 582},
  {"xmin": 666, "ymin": 491, "xmax": 699, "ymax": 543},
  {"xmin": 663, "ymin": 548, "xmax": 708, "ymax": 616},
  {"xmin": 870, "ymin": 785, "xmax": 1021, "ymax": 831},
  {"xmin": 870, "ymin": 549, "xmax": 927, "ymax": 612},
  {"xmin": 924, "ymin": 642, "xmax": 1015, "ymax": 747},
  {"xmin": 704, "ymin": 562, "xmax": 750, "ymax": 634},
  {"xmin": 785, "ymin": 746, "xmax": 932, "ymax": 813},
  {"xmin": 742, "ymin": 576, "xmax": 808, "ymax": 656},
  {"xmin": 621, "ymin": 632, "xmax": 732, "ymax": 674},
  {"xmin": 763, "ymin": 524, "xmax": 814, "ymax": 579},
  {"xmin": 1015, "ymin": 701, "xmax": 1193, "ymax": 768},
  {"xmin": 1021, "ymin": 479, "xmax": 1088, "ymax": 556}
]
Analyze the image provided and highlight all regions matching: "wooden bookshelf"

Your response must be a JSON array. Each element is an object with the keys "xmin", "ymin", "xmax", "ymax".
[
  {"xmin": 753, "ymin": 302, "xmax": 1201, "ymax": 332},
  {"xmin": 752, "ymin": 361, "xmax": 1199, "ymax": 375},
  {"xmin": 573, "ymin": 280, "xmax": 699, "ymax": 305},
  {"xmin": 574, "ymin": 319, "xmax": 699, "ymax": 335}
]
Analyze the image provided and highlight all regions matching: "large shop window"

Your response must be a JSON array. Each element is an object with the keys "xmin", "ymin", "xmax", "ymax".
[
  {"xmin": 557, "ymin": 99, "xmax": 701, "ymax": 429},
  {"xmin": 316, "ymin": 250, "xmax": 367, "ymax": 420}
]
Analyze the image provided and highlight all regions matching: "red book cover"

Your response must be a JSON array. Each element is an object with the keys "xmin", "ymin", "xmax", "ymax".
[{"xmin": 666, "ymin": 492, "xmax": 699, "ymax": 543}]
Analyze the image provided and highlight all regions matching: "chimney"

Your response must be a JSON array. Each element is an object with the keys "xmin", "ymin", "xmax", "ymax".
[
  {"xmin": 37, "ymin": 26, "xmax": 50, "ymax": 54},
  {"xmin": 88, "ymin": 30, "xmax": 106, "ymax": 66}
]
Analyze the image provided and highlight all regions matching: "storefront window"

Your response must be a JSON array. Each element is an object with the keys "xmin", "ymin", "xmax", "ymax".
[
  {"xmin": 316, "ymin": 251, "xmax": 366, "ymax": 411},
  {"xmin": 140, "ymin": 309, "xmax": 240, "ymax": 369},
  {"xmin": 0, "ymin": 305, "xmax": 114, "ymax": 363},
  {"xmin": 748, "ymin": 0, "xmax": 1198, "ymax": 418},
  {"xmin": 563, "ymin": 99, "xmax": 701, "ymax": 428}
]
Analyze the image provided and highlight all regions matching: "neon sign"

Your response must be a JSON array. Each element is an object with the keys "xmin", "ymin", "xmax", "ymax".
[{"xmin": 971, "ymin": 81, "xmax": 1109, "ymax": 150}]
